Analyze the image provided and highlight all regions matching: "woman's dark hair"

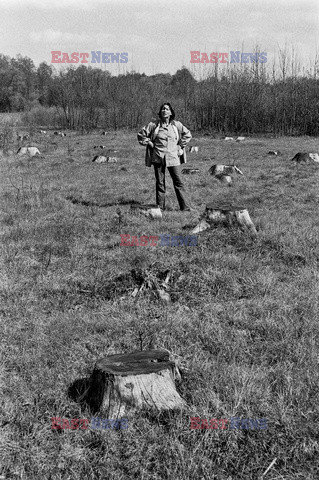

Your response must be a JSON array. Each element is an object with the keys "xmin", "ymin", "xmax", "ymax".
[{"xmin": 158, "ymin": 103, "xmax": 175, "ymax": 121}]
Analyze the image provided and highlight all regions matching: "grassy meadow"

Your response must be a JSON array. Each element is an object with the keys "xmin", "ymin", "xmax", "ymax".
[{"xmin": 0, "ymin": 125, "xmax": 319, "ymax": 479}]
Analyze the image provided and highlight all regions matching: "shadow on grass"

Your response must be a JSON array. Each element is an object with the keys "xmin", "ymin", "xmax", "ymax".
[
  {"xmin": 68, "ymin": 377, "xmax": 105, "ymax": 416},
  {"xmin": 66, "ymin": 195, "xmax": 142, "ymax": 208},
  {"xmin": 68, "ymin": 376, "xmax": 109, "ymax": 415},
  {"xmin": 68, "ymin": 377, "xmax": 91, "ymax": 405}
]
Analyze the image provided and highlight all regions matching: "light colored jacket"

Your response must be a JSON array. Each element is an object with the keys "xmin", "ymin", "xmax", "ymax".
[{"xmin": 137, "ymin": 120, "xmax": 192, "ymax": 167}]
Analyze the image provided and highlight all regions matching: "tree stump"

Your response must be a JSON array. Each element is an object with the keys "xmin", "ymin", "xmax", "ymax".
[
  {"xmin": 309, "ymin": 153, "xmax": 319, "ymax": 163},
  {"xmin": 209, "ymin": 164, "xmax": 243, "ymax": 186},
  {"xmin": 82, "ymin": 350, "xmax": 186, "ymax": 417},
  {"xmin": 209, "ymin": 164, "xmax": 243, "ymax": 176},
  {"xmin": 191, "ymin": 204, "xmax": 257, "ymax": 237},
  {"xmin": 291, "ymin": 152, "xmax": 319, "ymax": 164},
  {"xmin": 130, "ymin": 204, "xmax": 162, "ymax": 220}
]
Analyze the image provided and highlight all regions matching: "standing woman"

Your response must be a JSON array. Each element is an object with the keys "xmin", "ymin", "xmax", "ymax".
[{"xmin": 137, "ymin": 103, "xmax": 193, "ymax": 211}]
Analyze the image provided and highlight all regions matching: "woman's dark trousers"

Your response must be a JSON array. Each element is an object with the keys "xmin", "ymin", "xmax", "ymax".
[{"xmin": 153, "ymin": 161, "xmax": 190, "ymax": 210}]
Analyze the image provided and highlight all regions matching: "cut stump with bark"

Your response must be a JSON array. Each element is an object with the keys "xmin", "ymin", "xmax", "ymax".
[
  {"xmin": 209, "ymin": 164, "xmax": 244, "ymax": 186},
  {"xmin": 291, "ymin": 152, "xmax": 319, "ymax": 164},
  {"xmin": 191, "ymin": 204, "xmax": 257, "ymax": 237},
  {"xmin": 82, "ymin": 350, "xmax": 186, "ymax": 417},
  {"xmin": 130, "ymin": 204, "xmax": 162, "ymax": 220}
]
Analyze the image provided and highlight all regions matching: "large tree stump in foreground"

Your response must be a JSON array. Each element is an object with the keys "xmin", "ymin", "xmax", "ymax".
[
  {"xmin": 83, "ymin": 350, "xmax": 186, "ymax": 417},
  {"xmin": 130, "ymin": 203, "xmax": 162, "ymax": 220},
  {"xmin": 191, "ymin": 204, "xmax": 257, "ymax": 237}
]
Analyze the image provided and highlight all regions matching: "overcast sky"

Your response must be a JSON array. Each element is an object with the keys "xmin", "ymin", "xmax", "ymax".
[{"xmin": 1, "ymin": 0, "xmax": 318, "ymax": 76}]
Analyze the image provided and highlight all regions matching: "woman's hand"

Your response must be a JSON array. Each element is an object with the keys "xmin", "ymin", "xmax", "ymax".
[{"xmin": 148, "ymin": 141, "xmax": 154, "ymax": 148}]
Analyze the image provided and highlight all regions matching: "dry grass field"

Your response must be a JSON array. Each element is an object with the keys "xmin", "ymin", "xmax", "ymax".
[{"xmin": 0, "ymin": 126, "xmax": 319, "ymax": 479}]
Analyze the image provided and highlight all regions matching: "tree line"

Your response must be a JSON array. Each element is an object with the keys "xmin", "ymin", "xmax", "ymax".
[{"xmin": 0, "ymin": 51, "xmax": 318, "ymax": 136}]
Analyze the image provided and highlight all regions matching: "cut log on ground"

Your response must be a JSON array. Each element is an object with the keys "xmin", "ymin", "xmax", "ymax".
[
  {"xmin": 130, "ymin": 204, "xmax": 162, "ymax": 220},
  {"xmin": 191, "ymin": 204, "xmax": 257, "ymax": 237},
  {"xmin": 92, "ymin": 155, "xmax": 107, "ymax": 163},
  {"xmin": 191, "ymin": 219, "xmax": 210, "ymax": 233},
  {"xmin": 182, "ymin": 168, "xmax": 200, "ymax": 174},
  {"xmin": 82, "ymin": 350, "xmax": 186, "ymax": 417}
]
